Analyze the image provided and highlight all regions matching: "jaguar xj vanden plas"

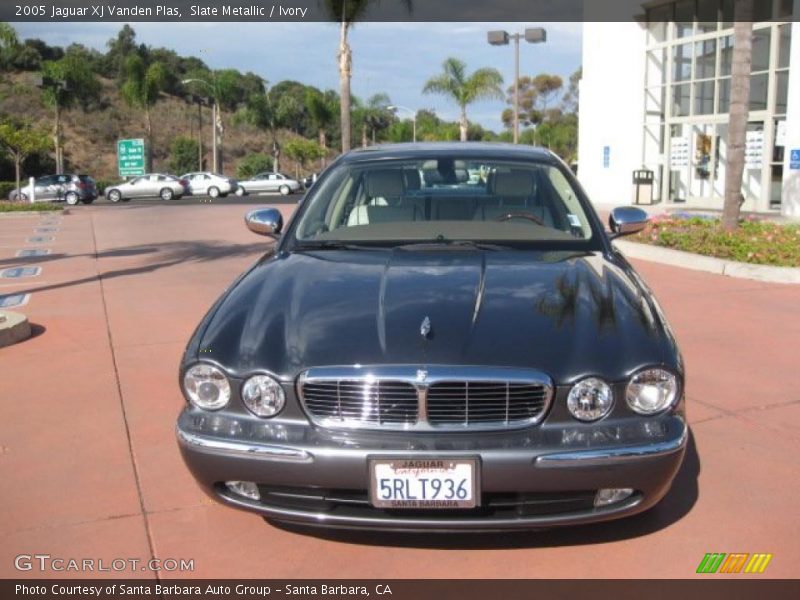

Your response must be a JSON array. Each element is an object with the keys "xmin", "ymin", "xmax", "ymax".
[{"xmin": 176, "ymin": 143, "xmax": 687, "ymax": 532}]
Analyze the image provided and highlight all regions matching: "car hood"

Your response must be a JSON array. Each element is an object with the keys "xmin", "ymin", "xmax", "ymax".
[{"xmin": 195, "ymin": 248, "xmax": 679, "ymax": 383}]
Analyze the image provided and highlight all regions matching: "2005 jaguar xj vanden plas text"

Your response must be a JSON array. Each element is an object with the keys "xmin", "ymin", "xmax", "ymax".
[{"xmin": 176, "ymin": 143, "xmax": 686, "ymax": 531}]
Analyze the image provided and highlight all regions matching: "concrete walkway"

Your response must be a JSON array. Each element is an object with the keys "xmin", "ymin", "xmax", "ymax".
[{"xmin": 1, "ymin": 202, "xmax": 798, "ymax": 578}]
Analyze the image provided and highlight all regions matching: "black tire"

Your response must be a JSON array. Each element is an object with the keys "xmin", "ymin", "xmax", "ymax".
[
  {"xmin": 80, "ymin": 198, "xmax": 94, "ymax": 204},
  {"xmin": 107, "ymin": 189, "xmax": 122, "ymax": 203},
  {"xmin": 235, "ymin": 186, "xmax": 245, "ymax": 196},
  {"xmin": 65, "ymin": 191, "xmax": 79, "ymax": 206},
  {"xmin": 208, "ymin": 186, "xmax": 220, "ymax": 198},
  {"xmin": 279, "ymin": 184, "xmax": 291, "ymax": 196},
  {"xmin": 160, "ymin": 188, "xmax": 174, "ymax": 201}
]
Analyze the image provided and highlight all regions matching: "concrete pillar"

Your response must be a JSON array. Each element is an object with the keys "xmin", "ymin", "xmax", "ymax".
[{"xmin": 781, "ymin": 15, "xmax": 800, "ymax": 218}]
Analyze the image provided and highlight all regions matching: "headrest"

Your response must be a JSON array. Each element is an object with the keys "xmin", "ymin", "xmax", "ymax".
[
  {"xmin": 492, "ymin": 170, "xmax": 534, "ymax": 196},
  {"xmin": 365, "ymin": 169, "xmax": 404, "ymax": 197},
  {"xmin": 404, "ymin": 168, "xmax": 421, "ymax": 190}
]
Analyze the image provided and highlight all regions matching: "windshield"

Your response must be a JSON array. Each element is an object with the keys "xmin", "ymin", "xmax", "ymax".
[{"xmin": 293, "ymin": 157, "xmax": 597, "ymax": 246}]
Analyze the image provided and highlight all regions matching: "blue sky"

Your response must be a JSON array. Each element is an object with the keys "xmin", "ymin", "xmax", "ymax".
[{"xmin": 13, "ymin": 22, "xmax": 582, "ymax": 131}]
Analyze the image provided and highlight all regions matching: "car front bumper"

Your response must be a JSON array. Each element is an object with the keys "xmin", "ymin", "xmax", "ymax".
[{"xmin": 176, "ymin": 409, "xmax": 687, "ymax": 531}]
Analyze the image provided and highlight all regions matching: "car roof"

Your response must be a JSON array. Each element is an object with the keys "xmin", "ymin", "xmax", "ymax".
[{"xmin": 340, "ymin": 142, "xmax": 557, "ymax": 164}]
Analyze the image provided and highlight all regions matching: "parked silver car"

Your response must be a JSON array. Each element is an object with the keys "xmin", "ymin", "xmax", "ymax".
[
  {"xmin": 180, "ymin": 172, "xmax": 238, "ymax": 198},
  {"xmin": 10, "ymin": 173, "xmax": 98, "ymax": 205},
  {"xmin": 234, "ymin": 172, "xmax": 301, "ymax": 196},
  {"xmin": 105, "ymin": 173, "xmax": 188, "ymax": 202}
]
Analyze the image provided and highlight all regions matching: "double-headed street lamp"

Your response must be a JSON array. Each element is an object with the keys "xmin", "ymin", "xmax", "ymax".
[
  {"xmin": 488, "ymin": 27, "xmax": 547, "ymax": 144},
  {"xmin": 182, "ymin": 78, "xmax": 220, "ymax": 172},
  {"xmin": 387, "ymin": 105, "xmax": 417, "ymax": 143}
]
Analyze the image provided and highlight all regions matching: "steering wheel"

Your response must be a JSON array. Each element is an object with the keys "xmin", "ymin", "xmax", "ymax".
[{"xmin": 495, "ymin": 211, "xmax": 545, "ymax": 226}]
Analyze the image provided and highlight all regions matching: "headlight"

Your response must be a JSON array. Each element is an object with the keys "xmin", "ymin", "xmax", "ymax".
[
  {"xmin": 626, "ymin": 368, "xmax": 678, "ymax": 414},
  {"xmin": 567, "ymin": 377, "xmax": 613, "ymax": 422},
  {"xmin": 183, "ymin": 364, "xmax": 230, "ymax": 410},
  {"xmin": 242, "ymin": 374, "xmax": 285, "ymax": 417}
]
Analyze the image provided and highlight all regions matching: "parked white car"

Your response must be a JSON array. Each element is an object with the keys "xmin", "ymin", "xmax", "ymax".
[
  {"xmin": 180, "ymin": 172, "xmax": 238, "ymax": 198},
  {"xmin": 234, "ymin": 172, "xmax": 302, "ymax": 196},
  {"xmin": 105, "ymin": 173, "xmax": 187, "ymax": 202}
]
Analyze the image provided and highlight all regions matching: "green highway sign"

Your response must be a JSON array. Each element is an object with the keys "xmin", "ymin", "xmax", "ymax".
[{"xmin": 117, "ymin": 138, "xmax": 146, "ymax": 177}]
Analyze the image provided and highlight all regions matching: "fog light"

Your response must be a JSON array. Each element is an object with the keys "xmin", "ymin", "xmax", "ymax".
[
  {"xmin": 594, "ymin": 487, "xmax": 634, "ymax": 507},
  {"xmin": 225, "ymin": 481, "xmax": 260, "ymax": 501}
]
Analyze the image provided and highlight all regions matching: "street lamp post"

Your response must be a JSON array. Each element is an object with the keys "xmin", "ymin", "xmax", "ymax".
[
  {"xmin": 182, "ymin": 78, "xmax": 218, "ymax": 172},
  {"xmin": 387, "ymin": 105, "xmax": 417, "ymax": 142},
  {"xmin": 488, "ymin": 27, "xmax": 547, "ymax": 144}
]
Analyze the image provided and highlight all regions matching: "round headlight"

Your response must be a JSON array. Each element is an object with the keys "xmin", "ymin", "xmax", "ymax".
[
  {"xmin": 242, "ymin": 374, "xmax": 285, "ymax": 417},
  {"xmin": 567, "ymin": 377, "xmax": 613, "ymax": 422},
  {"xmin": 183, "ymin": 363, "xmax": 230, "ymax": 410},
  {"xmin": 626, "ymin": 368, "xmax": 678, "ymax": 414}
]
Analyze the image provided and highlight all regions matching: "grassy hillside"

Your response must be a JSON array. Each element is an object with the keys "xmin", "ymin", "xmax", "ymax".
[{"xmin": 0, "ymin": 72, "xmax": 316, "ymax": 183}]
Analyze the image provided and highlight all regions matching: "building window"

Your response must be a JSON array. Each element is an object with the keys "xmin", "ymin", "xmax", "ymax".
[
  {"xmin": 673, "ymin": 43, "xmax": 693, "ymax": 81},
  {"xmin": 694, "ymin": 80, "xmax": 715, "ymax": 115},
  {"xmin": 749, "ymin": 72, "xmax": 769, "ymax": 112}
]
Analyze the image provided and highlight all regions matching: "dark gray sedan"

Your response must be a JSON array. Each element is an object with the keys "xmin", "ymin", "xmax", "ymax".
[{"xmin": 177, "ymin": 143, "xmax": 686, "ymax": 531}]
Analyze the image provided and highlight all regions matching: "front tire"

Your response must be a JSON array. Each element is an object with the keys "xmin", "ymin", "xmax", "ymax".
[
  {"xmin": 65, "ymin": 191, "xmax": 79, "ymax": 206},
  {"xmin": 107, "ymin": 189, "xmax": 122, "ymax": 203},
  {"xmin": 235, "ymin": 187, "xmax": 245, "ymax": 196},
  {"xmin": 279, "ymin": 184, "xmax": 290, "ymax": 196},
  {"xmin": 160, "ymin": 188, "xmax": 174, "ymax": 201},
  {"xmin": 208, "ymin": 186, "xmax": 220, "ymax": 198}
]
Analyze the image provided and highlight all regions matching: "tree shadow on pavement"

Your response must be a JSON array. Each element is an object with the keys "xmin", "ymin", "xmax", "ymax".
[
  {"xmin": 4, "ymin": 240, "xmax": 269, "ymax": 297},
  {"xmin": 271, "ymin": 430, "xmax": 700, "ymax": 549}
]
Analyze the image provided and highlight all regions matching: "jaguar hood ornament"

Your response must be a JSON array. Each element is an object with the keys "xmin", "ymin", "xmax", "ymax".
[{"xmin": 420, "ymin": 316, "xmax": 432, "ymax": 340}]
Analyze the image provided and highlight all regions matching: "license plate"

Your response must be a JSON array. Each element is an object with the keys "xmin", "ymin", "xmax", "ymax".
[{"xmin": 369, "ymin": 458, "xmax": 479, "ymax": 509}]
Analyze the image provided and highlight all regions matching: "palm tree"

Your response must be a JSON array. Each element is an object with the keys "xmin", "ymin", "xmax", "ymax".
[
  {"xmin": 722, "ymin": 0, "xmax": 754, "ymax": 231},
  {"xmin": 323, "ymin": 1, "xmax": 411, "ymax": 153},
  {"xmin": 305, "ymin": 89, "xmax": 337, "ymax": 167},
  {"xmin": 121, "ymin": 55, "xmax": 166, "ymax": 172},
  {"xmin": 423, "ymin": 57, "xmax": 504, "ymax": 142}
]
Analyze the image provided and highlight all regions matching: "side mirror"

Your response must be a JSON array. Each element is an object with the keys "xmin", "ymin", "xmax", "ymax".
[
  {"xmin": 609, "ymin": 206, "xmax": 649, "ymax": 239},
  {"xmin": 245, "ymin": 208, "xmax": 283, "ymax": 238}
]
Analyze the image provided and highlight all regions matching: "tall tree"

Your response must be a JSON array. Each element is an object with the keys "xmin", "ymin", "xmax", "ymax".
[
  {"xmin": 0, "ymin": 119, "xmax": 52, "ymax": 198},
  {"xmin": 423, "ymin": 57, "xmax": 504, "ymax": 142},
  {"xmin": 40, "ymin": 51, "xmax": 101, "ymax": 172},
  {"xmin": 323, "ymin": 1, "xmax": 411, "ymax": 153},
  {"xmin": 0, "ymin": 23, "xmax": 18, "ymax": 48},
  {"xmin": 722, "ymin": 0, "xmax": 754, "ymax": 231},
  {"xmin": 240, "ymin": 89, "xmax": 281, "ymax": 172},
  {"xmin": 120, "ymin": 54, "xmax": 166, "ymax": 172},
  {"xmin": 305, "ymin": 88, "xmax": 336, "ymax": 167}
]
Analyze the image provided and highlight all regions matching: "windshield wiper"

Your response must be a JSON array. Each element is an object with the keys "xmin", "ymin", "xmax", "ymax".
[
  {"xmin": 395, "ymin": 240, "xmax": 511, "ymax": 252},
  {"xmin": 294, "ymin": 240, "xmax": 384, "ymax": 251}
]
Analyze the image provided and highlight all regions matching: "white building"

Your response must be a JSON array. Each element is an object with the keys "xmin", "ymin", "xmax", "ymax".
[{"xmin": 578, "ymin": 0, "xmax": 800, "ymax": 218}]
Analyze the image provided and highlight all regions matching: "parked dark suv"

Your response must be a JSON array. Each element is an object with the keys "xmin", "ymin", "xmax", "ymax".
[{"xmin": 10, "ymin": 174, "xmax": 99, "ymax": 205}]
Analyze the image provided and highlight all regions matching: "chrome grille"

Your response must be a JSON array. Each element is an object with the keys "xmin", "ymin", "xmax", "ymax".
[
  {"xmin": 298, "ymin": 366, "xmax": 553, "ymax": 431},
  {"xmin": 427, "ymin": 381, "xmax": 549, "ymax": 425},
  {"xmin": 302, "ymin": 380, "xmax": 418, "ymax": 425}
]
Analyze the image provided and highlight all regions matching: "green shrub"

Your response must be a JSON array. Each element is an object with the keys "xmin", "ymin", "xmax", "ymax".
[
  {"xmin": 0, "ymin": 181, "xmax": 18, "ymax": 200},
  {"xmin": 169, "ymin": 136, "xmax": 200, "ymax": 175},
  {"xmin": 237, "ymin": 153, "xmax": 274, "ymax": 180},
  {"xmin": 0, "ymin": 200, "xmax": 62, "ymax": 212},
  {"xmin": 631, "ymin": 215, "xmax": 800, "ymax": 267}
]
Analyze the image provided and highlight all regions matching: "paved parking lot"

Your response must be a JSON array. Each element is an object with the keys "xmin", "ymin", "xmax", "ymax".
[{"xmin": 1, "ymin": 200, "xmax": 798, "ymax": 579}]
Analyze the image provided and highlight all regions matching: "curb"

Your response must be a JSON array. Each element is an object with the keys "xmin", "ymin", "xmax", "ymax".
[{"xmin": 614, "ymin": 240, "xmax": 800, "ymax": 285}]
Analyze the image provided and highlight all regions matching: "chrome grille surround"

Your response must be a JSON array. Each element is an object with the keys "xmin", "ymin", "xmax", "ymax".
[{"xmin": 297, "ymin": 366, "xmax": 553, "ymax": 431}]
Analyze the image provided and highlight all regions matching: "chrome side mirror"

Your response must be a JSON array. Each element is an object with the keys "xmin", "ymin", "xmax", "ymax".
[
  {"xmin": 609, "ymin": 206, "xmax": 649, "ymax": 238},
  {"xmin": 245, "ymin": 208, "xmax": 283, "ymax": 238}
]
